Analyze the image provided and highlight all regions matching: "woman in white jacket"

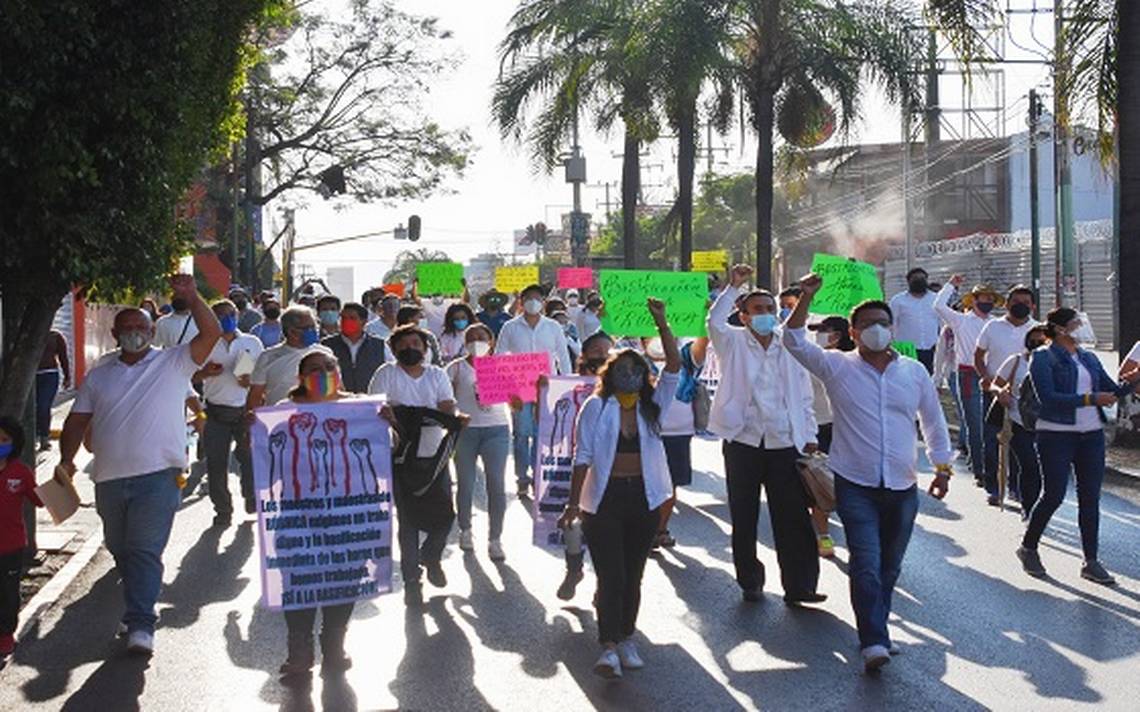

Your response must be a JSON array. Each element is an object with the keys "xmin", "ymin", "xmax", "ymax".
[{"xmin": 559, "ymin": 298, "xmax": 680, "ymax": 680}]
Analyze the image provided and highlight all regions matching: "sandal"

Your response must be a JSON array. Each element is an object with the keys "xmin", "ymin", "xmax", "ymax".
[{"xmin": 655, "ymin": 530, "xmax": 676, "ymax": 549}]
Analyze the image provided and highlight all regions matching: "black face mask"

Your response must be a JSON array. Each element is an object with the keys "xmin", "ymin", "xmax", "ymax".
[
  {"xmin": 264, "ymin": 307, "xmax": 281, "ymax": 320},
  {"xmin": 908, "ymin": 278, "xmax": 927, "ymax": 294},
  {"xmin": 1009, "ymin": 302, "xmax": 1031, "ymax": 319},
  {"xmin": 396, "ymin": 348, "xmax": 424, "ymax": 367},
  {"xmin": 170, "ymin": 298, "xmax": 189, "ymax": 312},
  {"xmin": 582, "ymin": 357, "xmax": 607, "ymax": 375}
]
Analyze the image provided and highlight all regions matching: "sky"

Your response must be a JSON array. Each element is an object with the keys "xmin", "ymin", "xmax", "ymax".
[{"xmin": 283, "ymin": 0, "xmax": 1060, "ymax": 298}]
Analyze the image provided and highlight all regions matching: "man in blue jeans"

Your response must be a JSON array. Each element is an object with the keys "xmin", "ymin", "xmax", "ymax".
[
  {"xmin": 784, "ymin": 271, "xmax": 953, "ymax": 674},
  {"xmin": 58, "ymin": 274, "xmax": 220, "ymax": 656}
]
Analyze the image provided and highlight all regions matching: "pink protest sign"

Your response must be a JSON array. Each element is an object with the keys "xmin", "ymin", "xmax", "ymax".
[
  {"xmin": 557, "ymin": 267, "xmax": 594, "ymax": 290},
  {"xmin": 473, "ymin": 353, "xmax": 551, "ymax": 405}
]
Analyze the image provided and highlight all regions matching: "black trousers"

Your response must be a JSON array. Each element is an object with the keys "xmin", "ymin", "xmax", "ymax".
[
  {"xmin": 723, "ymin": 440, "xmax": 820, "ymax": 596},
  {"xmin": 284, "ymin": 602, "xmax": 354, "ymax": 639},
  {"xmin": 1, "ymin": 550, "xmax": 21, "ymax": 636},
  {"xmin": 581, "ymin": 477, "xmax": 659, "ymax": 645},
  {"xmin": 203, "ymin": 403, "xmax": 253, "ymax": 516},
  {"xmin": 916, "ymin": 348, "xmax": 935, "ymax": 374}
]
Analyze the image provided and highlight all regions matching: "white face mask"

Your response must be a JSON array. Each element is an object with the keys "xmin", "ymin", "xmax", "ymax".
[
  {"xmin": 523, "ymin": 299, "xmax": 543, "ymax": 316},
  {"xmin": 567, "ymin": 295, "xmax": 579, "ymax": 306},
  {"xmin": 859, "ymin": 324, "xmax": 893, "ymax": 352},
  {"xmin": 118, "ymin": 330, "xmax": 152, "ymax": 354},
  {"xmin": 814, "ymin": 331, "xmax": 833, "ymax": 347},
  {"xmin": 469, "ymin": 340, "xmax": 492, "ymax": 357},
  {"xmin": 418, "ymin": 318, "xmax": 430, "ymax": 331}
]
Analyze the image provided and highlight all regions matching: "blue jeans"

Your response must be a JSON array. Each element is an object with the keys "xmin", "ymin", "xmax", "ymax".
[
  {"xmin": 1023, "ymin": 430, "xmax": 1105, "ymax": 561},
  {"xmin": 958, "ymin": 369, "xmax": 984, "ymax": 479},
  {"xmin": 95, "ymin": 468, "xmax": 182, "ymax": 634},
  {"xmin": 455, "ymin": 425, "xmax": 509, "ymax": 539},
  {"xmin": 35, "ymin": 370, "xmax": 60, "ymax": 438},
  {"xmin": 835, "ymin": 476, "xmax": 918, "ymax": 650},
  {"xmin": 511, "ymin": 403, "xmax": 536, "ymax": 486},
  {"xmin": 948, "ymin": 371, "xmax": 967, "ymax": 452}
]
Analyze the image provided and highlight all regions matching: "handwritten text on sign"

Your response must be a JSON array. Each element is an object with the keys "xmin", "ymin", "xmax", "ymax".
[
  {"xmin": 495, "ymin": 265, "xmax": 540, "ymax": 294},
  {"xmin": 533, "ymin": 376, "xmax": 596, "ymax": 547},
  {"xmin": 692, "ymin": 250, "xmax": 728, "ymax": 273},
  {"xmin": 416, "ymin": 262, "xmax": 465, "ymax": 296},
  {"xmin": 557, "ymin": 267, "xmax": 594, "ymax": 290},
  {"xmin": 250, "ymin": 399, "xmax": 394, "ymax": 611},
  {"xmin": 808, "ymin": 253, "xmax": 883, "ymax": 316},
  {"xmin": 598, "ymin": 270, "xmax": 708, "ymax": 337},
  {"xmin": 473, "ymin": 352, "xmax": 551, "ymax": 405}
]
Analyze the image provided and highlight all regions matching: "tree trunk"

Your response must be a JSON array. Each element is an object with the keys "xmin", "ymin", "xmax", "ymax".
[
  {"xmin": 622, "ymin": 128, "xmax": 640, "ymax": 269},
  {"xmin": 1119, "ymin": 0, "xmax": 1139, "ymax": 363},
  {"xmin": 677, "ymin": 106, "xmax": 697, "ymax": 272},
  {"xmin": 0, "ymin": 290, "xmax": 66, "ymax": 423},
  {"xmin": 754, "ymin": 84, "xmax": 776, "ymax": 287}
]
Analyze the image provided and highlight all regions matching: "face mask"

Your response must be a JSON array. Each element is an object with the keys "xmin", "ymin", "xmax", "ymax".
[
  {"xmin": 0, "ymin": 443, "xmax": 13, "ymax": 460},
  {"xmin": 452, "ymin": 318, "xmax": 469, "ymax": 331},
  {"xmin": 219, "ymin": 314, "xmax": 238, "ymax": 334},
  {"xmin": 264, "ymin": 307, "xmax": 281, "ymax": 320},
  {"xmin": 582, "ymin": 357, "xmax": 607, "ymax": 375},
  {"xmin": 300, "ymin": 327, "xmax": 320, "ymax": 347},
  {"xmin": 396, "ymin": 348, "xmax": 424, "ymax": 367},
  {"xmin": 119, "ymin": 330, "xmax": 152, "ymax": 354},
  {"xmin": 644, "ymin": 337, "xmax": 665, "ymax": 361},
  {"xmin": 779, "ymin": 308, "xmax": 792, "ymax": 321},
  {"xmin": 319, "ymin": 310, "xmax": 339, "ymax": 326},
  {"xmin": 908, "ymin": 278, "xmax": 928, "ymax": 293},
  {"xmin": 976, "ymin": 302, "xmax": 995, "ymax": 315},
  {"xmin": 615, "ymin": 392, "xmax": 640, "ymax": 410},
  {"xmin": 1009, "ymin": 302, "xmax": 1031, "ymax": 320},
  {"xmin": 814, "ymin": 331, "xmax": 833, "ymax": 347},
  {"xmin": 418, "ymin": 318, "xmax": 430, "ymax": 331},
  {"xmin": 859, "ymin": 324, "xmax": 893, "ymax": 352},
  {"xmin": 340, "ymin": 318, "xmax": 362, "ymax": 339},
  {"xmin": 524, "ymin": 299, "xmax": 543, "ymax": 316},
  {"xmin": 469, "ymin": 340, "xmax": 492, "ymax": 357},
  {"xmin": 233, "ymin": 299, "xmax": 248, "ymax": 310},
  {"xmin": 611, "ymin": 366, "xmax": 645, "ymax": 394},
  {"xmin": 567, "ymin": 295, "xmax": 579, "ymax": 306},
  {"xmin": 749, "ymin": 313, "xmax": 778, "ymax": 335},
  {"xmin": 170, "ymin": 298, "xmax": 189, "ymax": 312},
  {"xmin": 302, "ymin": 369, "xmax": 340, "ymax": 399},
  {"xmin": 431, "ymin": 296, "xmax": 444, "ymax": 306}
]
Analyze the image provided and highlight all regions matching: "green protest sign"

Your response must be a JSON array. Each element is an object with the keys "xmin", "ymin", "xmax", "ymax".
[
  {"xmin": 892, "ymin": 341, "xmax": 917, "ymax": 360},
  {"xmin": 416, "ymin": 262, "xmax": 464, "ymax": 296},
  {"xmin": 808, "ymin": 253, "xmax": 883, "ymax": 316},
  {"xmin": 598, "ymin": 270, "xmax": 708, "ymax": 337}
]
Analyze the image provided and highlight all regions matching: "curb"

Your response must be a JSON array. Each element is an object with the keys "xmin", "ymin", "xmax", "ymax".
[
  {"xmin": 16, "ymin": 528, "xmax": 104, "ymax": 637},
  {"xmin": 1106, "ymin": 463, "xmax": 1140, "ymax": 483}
]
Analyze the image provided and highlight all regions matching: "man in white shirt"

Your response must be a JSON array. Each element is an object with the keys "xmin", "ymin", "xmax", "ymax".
[
  {"xmin": 888, "ymin": 267, "xmax": 940, "ymax": 373},
  {"xmin": 246, "ymin": 306, "xmax": 332, "ymax": 409},
  {"xmin": 495, "ymin": 283, "xmax": 572, "ymax": 496},
  {"xmin": 57, "ymin": 275, "xmax": 221, "ymax": 656},
  {"xmin": 365, "ymin": 292, "xmax": 401, "ymax": 340},
  {"xmin": 934, "ymin": 276, "xmax": 998, "ymax": 488},
  {"xmin": 195, "ymin": 299, "xmax": 264, "ymax": 525},
  {"xmin": 784, "ymin": 272, "xmax": 952, "ymax": 674},
  {"xmin": 974, "ymin": 285, "xmax": 1037, "ymax": 504},
  {"xmin": 154, "ymin": 293, "xmax": 199, "ymax": 348},
  {"xmin": 708, "ymin": 266, "xmax": 822, "ymax": 606}
]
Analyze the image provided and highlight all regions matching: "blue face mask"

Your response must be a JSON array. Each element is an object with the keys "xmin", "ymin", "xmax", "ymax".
[
  {"xmin": 301, "ymin": 327, "xmax": 320, "ymax": 347},
  {"xmin": 750, "ymin": 314, "xmax": 778, "ymax": 335},
  {"xmin": 779, "ymin": 308, "xmax": 792, "ymax": 321},
  {"xmin": 219, "ymin": 314, "xmax": 238, "ymax": 334},
  {"xmin": 452, "ymin": 319, "xmax": 469, "ymax": 331},
  {"xmin": 0, "ymin": 443, "xmax": 13, "ymax": 460}
]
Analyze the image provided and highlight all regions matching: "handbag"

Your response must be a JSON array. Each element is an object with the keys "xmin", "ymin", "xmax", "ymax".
[
  {"xmin": 1018, "ymin": 373, "xmax": 1041, "ymax": 432},
  {"xmin": 796, "ymin": 453, "xmax": 835, "ymax": 512},
  {"xmin": 984, "ymin": 356, "xmax": 1021, "ymax": 429}
]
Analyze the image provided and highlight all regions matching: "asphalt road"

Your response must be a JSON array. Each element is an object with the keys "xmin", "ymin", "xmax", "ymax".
[{"xmin": 3, "ymin": 437, "xmax": 1140, "ymax": 711}]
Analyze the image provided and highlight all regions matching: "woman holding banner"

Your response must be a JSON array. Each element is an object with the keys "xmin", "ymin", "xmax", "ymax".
[
  {"xmin": 278, "ymin": 350, "xmax": 357, "ymax": 682},
  {"xmin": 446, "ymin": 323, "xmax": 510, "ymax": 561},
  {"xmin": 559, "ymin": 298, "xmax": 680, "ymax": 680}
]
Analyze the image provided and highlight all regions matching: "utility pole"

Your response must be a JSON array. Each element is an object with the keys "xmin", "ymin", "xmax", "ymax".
[
  {"xmin": 565, "ymin": 104, "xmax": 589, "ymax": 267},
  {"xmin": 1054, "ymin": 0, "xmax": 1074, "ymax": 306},
  {"xmin": 1029, "ymin": 90, "xmax": 1043, "ymax": 307},
  {"xmin": 902, "ymin": 113, "xmax": 914, "ymax": 274},
  {"xmin": 924, "ymin": 30, "xmax": 941, "ymax": 242}
]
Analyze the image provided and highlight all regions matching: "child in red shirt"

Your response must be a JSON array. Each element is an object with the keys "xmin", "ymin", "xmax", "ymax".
[{"xmin": 0, "ymin": 417, "xmax": 43, "ymax": 657}]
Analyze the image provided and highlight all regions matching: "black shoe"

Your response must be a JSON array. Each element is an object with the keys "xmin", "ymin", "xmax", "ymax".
[
  {"xmin": 557, "ymin": 569, "xmax": 584, "ymax": 601},
  {"xmin": 986, "ymin": 494, "xmax": 1000, "ymax": 507},
  {"xmin": 425, "ymin": 562, "xmax": 447, "ymax": 588},
  {"xmin": 212, "ymin": 513, "xmax": 232, "ymax": 528},
  {"xmin": 1081, "ymin": 560, "xmax": 1117, "ymax": 586},
  {"xmin": 404, "ymin": 583, "xmax": 423, "ymax": 607},
  {"xmin": 974, "ymin": 478, "xmax": 985, "ymax": 488},
  {"xmin": 279, "ymin": 633, "xmax": 315, "ymax": 680},
  {"xmin": 1016, "ymin": 546, "xmax": 1047, "ymax": 578},
  {"xmin": 742, "ymin": 586, "xmax": 764, "ymax": 602},
  {"xmin": 783, "ymin": 592, "xmax": 828, "ymax": 606},
  {"xmin": 244, "ymin": 498, "xmax": 257, "ymax": 515}
]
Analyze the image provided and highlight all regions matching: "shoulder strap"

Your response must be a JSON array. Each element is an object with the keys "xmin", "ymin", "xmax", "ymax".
[
  {"xmin": 1006, "ymin": 355, "xmax": 1021, "ymax": 383},
  {"xmin": 176, "ymin": 315, "xmax": 192, "ymax": 345}
]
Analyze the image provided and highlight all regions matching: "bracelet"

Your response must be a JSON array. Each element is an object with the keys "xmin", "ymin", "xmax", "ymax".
[
  {"xmin": 933, "ymin": 464, "xmax": 952, "ymax": 477},
  {"xmin": 1083, "ymin": 393, "xmax": 1092, "ymax": 407},
  {"xmin": 194, "ymin": 411, "xmax": 207, "ymax": 421}
]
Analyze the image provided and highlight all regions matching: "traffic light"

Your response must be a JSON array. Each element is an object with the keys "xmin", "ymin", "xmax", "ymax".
[
  {"xmin": 408, "ymin": 214, "xmax": 421, "ymax": 242},
  {"xmin": 525, "ymin": 224, "xmax": 536, "ymax": 244}
]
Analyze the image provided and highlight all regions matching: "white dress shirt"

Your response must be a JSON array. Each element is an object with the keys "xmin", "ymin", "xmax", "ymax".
[
  {"xmin": 933, "ymin": 283, "xmax": 992, "ymax": 367},
  {"xmin": 736, "ymin": 336, "xmax": 795, "ymax": 449},
  {"xmin": 976, "ymin": 318, "xmax": 1035, "ymax": 379},
  {"xmin": 784, "ymin": 327, "xmax": 953, "ymax": 490},
  {"xmin": 573, "ymin": 371, "xmax": 679, "ymax": 513},
  {"xmin": 495, "ymin": 314, "xmax": 573, "ymax": 376},
  {"xmin": 154, "ymin": 312, "xmax": 198, "ymax": 348},
  {"xmin": 888, "ymin": 290, "xmax": 940, "ymax": 349},
  {"xmin": 201, "ymin": 333, "xmax": 263, "ymax": 407},
  {"xmin": 365, "ymin": 317, "xmax": 393, "ymax": 340}
]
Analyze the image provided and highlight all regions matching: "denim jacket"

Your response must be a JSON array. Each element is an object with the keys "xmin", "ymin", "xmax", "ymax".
[{"xmin": 1028, "ymin": 343, "xmax": 1134, "ymax": 425}]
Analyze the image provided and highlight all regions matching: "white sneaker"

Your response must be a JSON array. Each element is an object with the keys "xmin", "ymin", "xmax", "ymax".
[
  {"xmin": 617, "ymin": 640, "xmax": 644, "ymax": 670},
  {"xmin": 126, "ymin": 630, "xmax": 155, "ymax": 656},
  {"xmin": 116, "ymin": 622, "xmax": 128, "ymax": 638},
  {"xmin": 459, "ymin": 528, "xmax": 474, "ymax": 552},
  {"xmin": 862, "ymin": 644, "xmax": 890, "ymax": 673},
  {"xmin": 592, "ymin": 649, "xmax": 622, "ymax": 679},
  {"xmin": 488, "ymin": 539, "xmax": 505, "ymax": 562}
]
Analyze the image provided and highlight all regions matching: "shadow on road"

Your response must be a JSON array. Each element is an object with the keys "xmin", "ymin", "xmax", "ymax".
[
  {"xmin": 390, "ymin": 596, "xmax": 492, "ymax": 709},
  {"xmin": 161, "ymin": 522, "xmax": 254, "ymax": 629}
]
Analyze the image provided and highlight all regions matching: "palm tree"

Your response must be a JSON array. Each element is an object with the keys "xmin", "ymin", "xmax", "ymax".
[
  {"xmin": 493, "ymin": 0, "xmax": 658, "ymax": 269},
  {"xmin": 729, "ymin": 0, "xmax": 923, "ymax": 285},
  {"xmin": 383, "ymin": 248, "xmax": 450, "ymax": 284}
]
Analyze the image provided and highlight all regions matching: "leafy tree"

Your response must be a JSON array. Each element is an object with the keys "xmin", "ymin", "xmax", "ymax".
[
  {"xmin": 247, "ymin": 0, "xmax": 471, "ymax": 207},
  {"xmin": 383, "ymin": 248, "xmax": 452, "ymax": 285},
  {"xmin": 0, "ymin": 0, "xmax": 278, "ymax": 421}
]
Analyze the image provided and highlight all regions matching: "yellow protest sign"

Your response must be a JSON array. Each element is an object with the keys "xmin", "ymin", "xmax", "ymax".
[
  {"xmin": 692, "ymin": 250, "xmax": 728, "ymax": 273},
  {"xmin": 495, "ymin": 265, "xmax": 540, "ymax": 294}
]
